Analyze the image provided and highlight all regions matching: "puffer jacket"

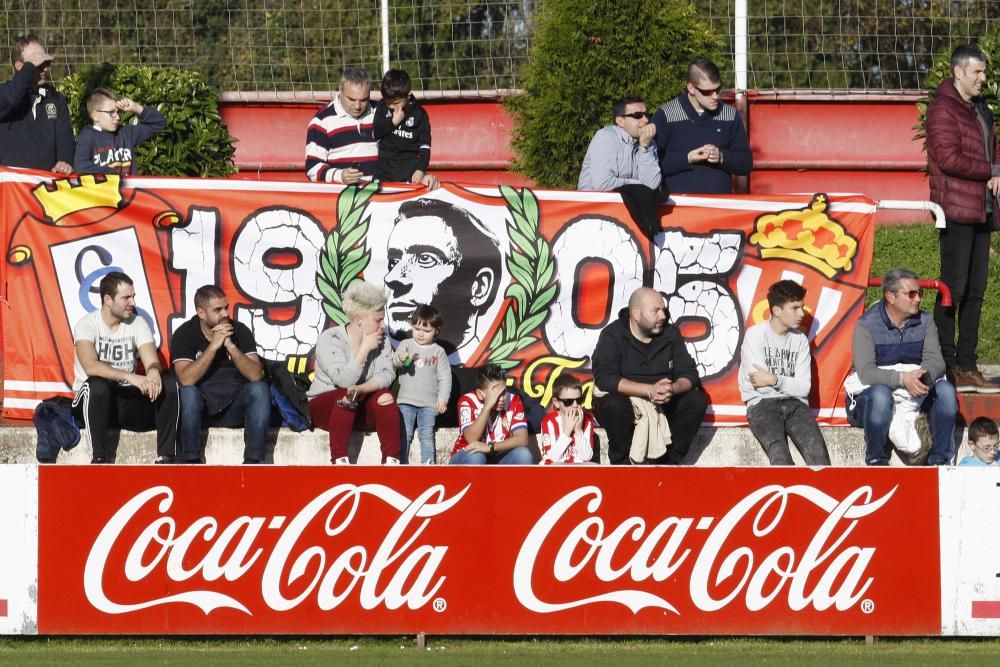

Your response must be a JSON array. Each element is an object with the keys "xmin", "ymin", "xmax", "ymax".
[{"xmin": 926, "ymin": 78, "xmax": 999, "ymax": 224}]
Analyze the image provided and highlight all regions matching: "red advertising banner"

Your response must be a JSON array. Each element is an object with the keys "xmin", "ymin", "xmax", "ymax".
[
  {"xmin": 0, "ymin": 168, "xmax": 874, "ymax": 422},
  {"xmin": 38, "ymin": 467, "xmax": 940, "ymax": 635}
]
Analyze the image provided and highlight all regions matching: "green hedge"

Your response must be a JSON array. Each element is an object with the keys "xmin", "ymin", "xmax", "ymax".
[
  {"xmin": 915, "ymin": 36, "xmax": 1000, "ymax": 142},
  {"xmin": 61, "ymin": 63, "xmax": 237, "ymax": 177},
  {"xmin": 507, "ymin": 2, "xmax": 723, "ymax": 189}
]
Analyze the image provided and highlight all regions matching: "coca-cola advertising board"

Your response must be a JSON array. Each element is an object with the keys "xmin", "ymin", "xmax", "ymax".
[
  {"xmin": 0, "ymin": 466, "xmax": 38, "ymax": 635},
  {"xmin": 37, "ymin": 466, "xmax": 940, "ymax": 635},
  {"xmin": 939, "ymin": 468, "xmax": 1000, "ymax": 636}
]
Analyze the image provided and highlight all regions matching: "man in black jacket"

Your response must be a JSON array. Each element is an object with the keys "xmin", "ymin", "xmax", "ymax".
[
  {"xmin": 0, "ymin": 35, "xmax": 74, "ymax": 173},
  {"xmin": 592, "ymin": 287, "xmax": 708, "ymax": 464}
]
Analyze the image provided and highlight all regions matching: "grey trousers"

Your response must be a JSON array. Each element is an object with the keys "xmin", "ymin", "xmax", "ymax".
[{"xmin": 747, "ymin": 397, "xmax": 830, "ymax": 465}]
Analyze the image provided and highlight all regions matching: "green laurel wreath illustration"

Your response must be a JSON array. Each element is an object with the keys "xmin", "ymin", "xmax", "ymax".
[
  {"xmin": 316, "ymin": 181, "xmax": 379, "ymax": 325},
  {"xmin": 486, "ymin": 186, "xmax": 558, "ymax": 370}
]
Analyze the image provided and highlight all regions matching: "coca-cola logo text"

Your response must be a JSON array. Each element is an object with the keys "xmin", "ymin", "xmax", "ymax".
[
  {"xmin": 84, "ymin": 483, "xmax": 469, "ymax": 615},
  {"xmin": 514, "ymin": 484, "xmax": 895, "ymax": 615}
]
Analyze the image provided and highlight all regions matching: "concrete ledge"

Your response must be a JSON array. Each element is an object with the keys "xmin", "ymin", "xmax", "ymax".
[{"xmin": 0, "ymin": 424, "xmax": 973, "ymax": 466}]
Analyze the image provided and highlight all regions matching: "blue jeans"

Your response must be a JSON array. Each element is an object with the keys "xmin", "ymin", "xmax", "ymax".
[
  {"xmin": 845, "ymin": 380, "xmax": 957, "ymax": 465},
  {"xmin": 399, "ymin": 403, "xmax": 438, "ymax": 464},
  {"xmin": 449, "ymin": 445, "xmax": 534, "ymax": 465},
  {"xmin": 179, "ymin": 381, "xmax": 271, "ymax": 463}
]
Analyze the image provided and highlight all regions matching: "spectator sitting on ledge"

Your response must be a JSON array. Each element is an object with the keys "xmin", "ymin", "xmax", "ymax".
[
  {"xmin": 449, "ymin": 364, "xmax": 533, "ymax": 465},
  {"xmin": 307, "ymin": 280, "xmax": 401, "ymax": 465}
]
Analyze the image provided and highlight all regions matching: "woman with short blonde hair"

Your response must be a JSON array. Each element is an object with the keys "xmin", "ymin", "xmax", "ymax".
[{"xmin": 307, "ymin": 281, "xmax": 401, "ymax": 464}]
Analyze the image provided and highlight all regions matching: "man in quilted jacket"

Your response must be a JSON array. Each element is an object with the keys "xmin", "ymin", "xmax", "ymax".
[{"xmin": 926, "ymin": 44, "xmax": 1000, "ymax": 393}]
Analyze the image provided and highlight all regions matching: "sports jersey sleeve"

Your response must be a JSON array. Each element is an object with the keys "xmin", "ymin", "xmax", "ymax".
[
  {"xmin": 416, "ymin": 106, "xmax": 431, "ymax": 173},
  {"xmin": 507, "ymin": 394, "xmax": 528, "ymax": 433},
  {"xmin": 457, "ymin": 392, "xmax": 478, "ymax": 434},
  {"xmin": 539, "ymin": 412, "xmax": 566, "ymax": 465}
]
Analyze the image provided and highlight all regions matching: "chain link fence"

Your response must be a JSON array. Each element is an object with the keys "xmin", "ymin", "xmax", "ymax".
[{"xmin": 1, "ymin": 1, "xmax": 998, "ymax": 94}]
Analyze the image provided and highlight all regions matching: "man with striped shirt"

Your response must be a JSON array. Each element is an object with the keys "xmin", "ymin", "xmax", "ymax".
[{"xmin": 305, "ymin": 67, "xmax": 377, "ymax": 184}]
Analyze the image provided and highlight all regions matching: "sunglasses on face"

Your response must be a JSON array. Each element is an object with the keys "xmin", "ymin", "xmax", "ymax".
[
  {"xmin": 692, "ymin": 85, "xmax": 721, "ymax": 97},
  {"xmin": 619, "ymin": 111, "xmax": 651, "ymax": 120},
  {"xmin": 896, "ymin": 289, "xmax": 923, "ymax": 299},
  {"xmin": 558, "ymin": 396, "xmax": 583, "ymax": 406}
]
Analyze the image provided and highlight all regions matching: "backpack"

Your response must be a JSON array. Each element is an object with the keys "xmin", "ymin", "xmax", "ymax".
[
  {"xmin": 265, "ymin": 359, "xmax": 313, "ymax": 431},
  {"xmin": 34, "ymin": 396, "xmax": 81, "ymax": 462}
]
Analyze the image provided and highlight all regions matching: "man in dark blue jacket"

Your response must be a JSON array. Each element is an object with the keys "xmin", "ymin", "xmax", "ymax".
[
  {"xmin": 0, "ymin": 35, "xmax": 74, "ymax": 173},
  {"xmin": 651, "ymin": 57, "xmax": 752, "ymax": 194}
]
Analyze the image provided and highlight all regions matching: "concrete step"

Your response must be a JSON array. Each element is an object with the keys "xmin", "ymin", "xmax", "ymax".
[{"xmin": 0, "ymin": 424, "xmax": 978, "ymax": 467}]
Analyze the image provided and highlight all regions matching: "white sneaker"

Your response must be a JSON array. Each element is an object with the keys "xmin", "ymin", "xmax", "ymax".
[
  {"xmin": 384, "ymin": 456, "xmax": 401, "ymax": 465},
  {"xmin": 333, "ymin": 456, "xmax": 351, "ymax": 465}
]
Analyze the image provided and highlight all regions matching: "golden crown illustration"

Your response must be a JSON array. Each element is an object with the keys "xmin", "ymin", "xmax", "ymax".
[
  {"xmin": 748, "ymin": 193, "xmax": 858, "ymax": 278},
  {"xmin": 32, "ymin": 174, "xmax": 124, "ymax": 224}
]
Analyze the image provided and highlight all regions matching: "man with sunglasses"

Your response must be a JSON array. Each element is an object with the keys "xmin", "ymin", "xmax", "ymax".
[
  {"xmin": 651, "ymin": 57, "xmax": 752, "ymax": 194},
  {"xmin": 926, "ymin": 44, "xmax": 1000, "ymax": 393},
  {"xmin": 845, "ymin": 268, "xmax": 957, "ymax": 466},
  {"xmin": 578, "ymin": 96, "xmax": 660, "ymax": 192},
  {"xmin": 0, "ymin": 34, "xmax": 74, "ymax": 174}
]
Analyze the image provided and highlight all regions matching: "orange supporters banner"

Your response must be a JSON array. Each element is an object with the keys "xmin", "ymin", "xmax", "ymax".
[{"xmin": 0, "ymin": 168, "xmax": 874, "ymax": 422}]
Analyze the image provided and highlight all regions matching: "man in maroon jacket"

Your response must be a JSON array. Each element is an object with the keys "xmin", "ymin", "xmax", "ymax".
[{"xmin": 926, "ymin": 44, "xmax": 1000, "ymax": 393}]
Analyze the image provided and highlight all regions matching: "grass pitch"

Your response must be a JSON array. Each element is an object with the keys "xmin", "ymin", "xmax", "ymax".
[{"xmin": 2, "ymin": 637, "xmax": 1000, "ymax": 666}]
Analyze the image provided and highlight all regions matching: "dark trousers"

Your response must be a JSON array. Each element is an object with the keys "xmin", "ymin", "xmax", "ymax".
[
  {"xmin": 593, "ymin": 388, "xmax": 707, "ymax": 465},
  {"xmin": 72, "ymin": 375, "xmax": 179, "ymax": 463},
  {"xmin": 935, "ymin": 222, "xmax": 990, "ymax": 370},
  {"xmin": 747, "ymin": 397, "xmax": 830, "ymax": 465}
]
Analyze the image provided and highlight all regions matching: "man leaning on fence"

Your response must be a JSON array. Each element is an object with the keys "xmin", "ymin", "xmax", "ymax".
[
  {"xmin": 0, "ymin": 34, "xmax": 74, "ymax": 174},
  {"xmin": 651, "ymin": 57, "xmax": 752, "ymax": 194},
  {"xmin": 925, "ymin": 43, "xmax": 1000, "ymax": 393},
  {"xmin": 844, "ymin": 268, "xmax": 957, "ymax": 466},
  {"xmin": 305, "ymin": 66, "xmax": 377, "ymax": 184}
]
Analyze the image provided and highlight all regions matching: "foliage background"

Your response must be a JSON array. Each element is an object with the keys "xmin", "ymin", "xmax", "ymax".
[
  {"xmin": 505, "ymin": 1, "xmax": 722, "ymax": 189},
  {"xmin": 5, "ymin": 1, "xmax": 998, "ymax": 93},
  {"xmin": 868, "ymin": 224, "xmax": 1000, "ymax": 364},
  {"xmin": 60, "ymin": 64, "xmax": 237, "ymax": 177}
]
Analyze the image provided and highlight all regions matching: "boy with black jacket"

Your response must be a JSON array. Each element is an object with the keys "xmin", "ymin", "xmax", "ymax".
[{"xmin": 373, "ymin": 69, "xmax": 438, "ymax": 189}]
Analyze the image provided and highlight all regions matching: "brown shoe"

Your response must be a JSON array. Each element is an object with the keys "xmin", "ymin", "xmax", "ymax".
[{"xmin": 952, "ymin": 367, "xmax": 1000, "ymax": 394}]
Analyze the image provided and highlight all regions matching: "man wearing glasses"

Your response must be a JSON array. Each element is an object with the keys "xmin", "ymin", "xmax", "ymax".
[
  {"xmin": 845, "ymin": 268, "xmax": 957, "ymax": 466},
  {"xmin": 651, "ymin": 57, "xmax": 752, "ymax": 194},
  {"xmin": 0, "ymin": 35, "xmax": 74, "ymax": 174},
  {"xmin": 578, "ymin": 96, "xmax": 660, "ymax": 192}
]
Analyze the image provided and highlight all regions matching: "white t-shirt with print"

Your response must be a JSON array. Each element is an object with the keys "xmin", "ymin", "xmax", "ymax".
[{"xmin": 72, "ymin": 310, "xmax": 154, "ymax": 392}]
